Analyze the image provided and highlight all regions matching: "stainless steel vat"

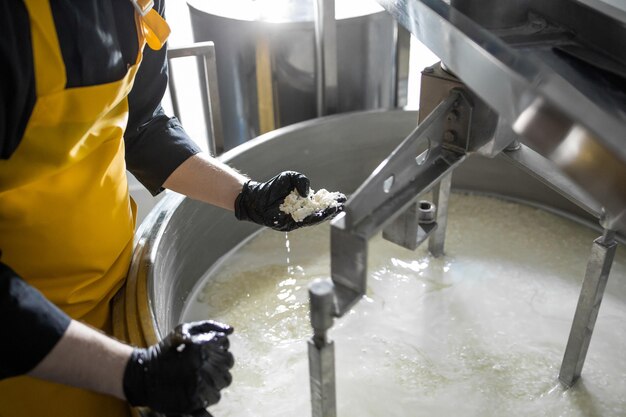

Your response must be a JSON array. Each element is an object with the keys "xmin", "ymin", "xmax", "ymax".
[
  {"xmin": 187, "ymin": 0, "xmax": 403, "ymax": 150},
  {"xmin": 115, "ymin": 109, "xmax": 604, "ymax": 347}
]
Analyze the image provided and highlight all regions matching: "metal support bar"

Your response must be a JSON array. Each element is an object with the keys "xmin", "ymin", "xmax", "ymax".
[
  {"xmin": 503, "ymin": 143, "xmax": 602, "ymax": 218},
  {"xmin": 166, "ymin": 63, "xmax": 182, "ymax": 130},
  {"xmin": 345, "ymin": 92, "xmax": 465, "ymax": 228},
  {"xmin": 330, "ymin": 221, "xmax": 369, "ymax": 311},
  {"xmin": 428, "ymin": 173, "xmax": 452, "ymax": 257},
  {"xmin": 167, "ymin": 42, "xmax": 225, "ymax": 155},
  {"xmin": 331, "ymin": 90, "xmax": 470, "ymax": 316},
  {"xmin": 306, "ymin": 91, "xmax": 471, "ymax": 417},
  {"xmin": 308, "ymin": 279, "xmax": 337, "ymax": 417},
  {"xmin": 314, "ymin": 0, "xmax": 338, "ymax": 116},
  {"xmin": 559, "ymin": 229, "xmax": 617, "ymax": 387},
  {"xmin": 305, "ymin": 84, "xmax": 487, "ymax": 417},
  {"xmin": 308, "ymin": 341, "xmax": 336, "ymax": 417},
  {"xmin": 392, "ymin": 22, "xmax": 411, "ymax": 108}
]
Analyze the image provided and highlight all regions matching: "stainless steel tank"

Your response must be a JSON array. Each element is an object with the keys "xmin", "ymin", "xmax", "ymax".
[
  {"xmin": 187, "ymin": 0, "xmax": 403, "ymax": 150},
  {"xmin": 114, "ymin": 109, "xmax": 600, "ymax": 347}
]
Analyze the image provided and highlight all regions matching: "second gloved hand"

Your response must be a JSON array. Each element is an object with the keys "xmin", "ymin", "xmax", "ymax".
[
  {"xmin": 234, "ymin": 171, "xmax": 346, "ymax": 232},
  {"xmin": 123, "ymin": 320, "xmax": 234, "ymax": 415}
]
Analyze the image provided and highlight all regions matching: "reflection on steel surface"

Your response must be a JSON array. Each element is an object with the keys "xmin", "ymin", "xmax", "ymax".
[{"xmin": 188, "ymin": 0, "xmax": 406, "ymax": 149}]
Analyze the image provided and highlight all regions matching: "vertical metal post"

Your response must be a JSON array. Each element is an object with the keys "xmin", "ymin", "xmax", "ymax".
[
  {"xmin": 559, "ymin": 228, "xmax": 617, "ymax": 387},
  {"xmin": 308, "ymin": 279, "xmax": 337, "ymax": 417},
  {"xmin": 168, "ymin": 42, "xmax": 225, "ymax": 156},
  {"xmin": 314, "ymin": 0, "xmax": 338, "ymax": 116},
  {"xmin": 166, "ymin": 61, "xmax": 182, "ymax": 123},
  {"xmin": 428, "ymin": 173, "xmax": 452, "ymax": 257},
  {"xmin": 201, "ymin": 44, "xmax": 225, "ymax": 155},
  {"xmin": 392, "ymin": 22, "xmax": 411, "ymax": 109}
]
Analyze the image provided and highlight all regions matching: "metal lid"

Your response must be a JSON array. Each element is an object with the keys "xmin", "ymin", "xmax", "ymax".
[{"xmin": 186, "ymin": 0, "xmax": 384, "ymax": 22}]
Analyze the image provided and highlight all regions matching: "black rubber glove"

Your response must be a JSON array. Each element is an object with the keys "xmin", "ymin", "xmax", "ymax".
[
  {"xmin": 234, "ymin": 171, "xmax": 346, "ymax": 232},
  {"xmin": 123, "ymin": 320, "xmax": 234, "ymax": 415}
]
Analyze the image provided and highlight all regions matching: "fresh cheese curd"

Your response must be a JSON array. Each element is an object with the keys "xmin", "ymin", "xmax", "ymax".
[
  {"xmin": 279, "ymin": 188, "xmax": 343, "ymax": 222},
  {"xmin": 183, "ymin": 194, "xmax": 626, "ymax": 417}
]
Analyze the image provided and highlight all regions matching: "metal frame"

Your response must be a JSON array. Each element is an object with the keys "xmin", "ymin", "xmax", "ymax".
[
  {"xmin": 376, "ymin": 0, "xmax": 626, "ymax": 233},
  {"xmin": 314, "ymin": 0, "xmax": 339, "ymax": 116},
  {"xmin": 502, "ymin": 143, "xmax": 602, "ymax": 218},
  {"xmin": 559, "ymin": 229, "xmax": 618, "ymax": 387},
  {"xmin": 307, "ymin": 89, "xmax": 473, "ymax": 417},
  {"xmin": 330, "ymin": 90, "xmax": 470, "ymax": 313},
  {"xmin": 307, "ymin": 55, "xmax": 624, "ymax": 414},
  {"xmin": 376, "ymin": 0, "xmax": 626, "ymax": 392},
  {"xmin": 167, "ymin": 42, "xmax": 225, "ymax": 156}
]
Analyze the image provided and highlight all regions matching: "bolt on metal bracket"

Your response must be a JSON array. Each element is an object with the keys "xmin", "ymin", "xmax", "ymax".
[
  {"xmin": 383, "ymin": 200, "xmax": 438, "ymax": 251},
  {"xmin": 559, "ymin": 228, "xmax": 618, "ymax": 387}
]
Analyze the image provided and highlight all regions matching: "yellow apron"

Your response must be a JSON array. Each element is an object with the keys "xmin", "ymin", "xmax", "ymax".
[{"xmin": 0, "ymin": 1, "xmax": 169, "ymax": 416}]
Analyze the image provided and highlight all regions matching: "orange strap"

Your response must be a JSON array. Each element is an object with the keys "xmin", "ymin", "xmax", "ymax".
[{"xmin": 131, "ymin": 0, "xmax": 171, "ymax": 50}]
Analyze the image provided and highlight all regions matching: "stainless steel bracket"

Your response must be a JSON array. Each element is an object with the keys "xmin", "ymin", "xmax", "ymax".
[
  {"xmin": 307, "ymin": 90, "xmax": 472, "ymax": 417},
  {"xmin": 331, "ymin": 89, "xmax": 471, "ymax": 315},
  {"xmin": 305, "ymin": 58, "xmax": 544, "ymax": 414}
]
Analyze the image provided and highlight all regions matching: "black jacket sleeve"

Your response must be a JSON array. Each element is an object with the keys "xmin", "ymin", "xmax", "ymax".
[
  {"xmin": 124, "ymin": 1, "xmax": 202, "ymax": 196},
  {"xmin": 0, "ymin": 262, "xmax": 71, "ymax": 380}
]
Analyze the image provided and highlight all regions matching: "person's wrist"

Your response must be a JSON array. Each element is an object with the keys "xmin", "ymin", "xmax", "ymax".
[
  {"xmin": 122, "ymin": 348, "xmax": 148, "ymax": 406},
  {"xmin": 234, "ymin": 181, "xmax": 247, "ymax": 220},
  {"xmin": 234, "ymin": 180, "xmax": 257, "ymax": 221}
]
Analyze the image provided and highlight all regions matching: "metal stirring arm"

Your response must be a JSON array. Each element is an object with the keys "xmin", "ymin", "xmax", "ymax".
[
  {"xmin": 330, "ymin": 90, "xmax": 470, "ymax": 315},
  {"xmin": 307, "ymin": 89, "xmax": 474, "ymax": 417}
]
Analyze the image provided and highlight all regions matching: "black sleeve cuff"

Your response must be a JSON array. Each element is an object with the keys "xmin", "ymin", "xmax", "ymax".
[
  {"xmin": 124, "ymin": 109, "xmax": 202, "ymax": 196},
  {"xmin": 0, "ymin": 262, "xmax": 71, "ymax": 380}
]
